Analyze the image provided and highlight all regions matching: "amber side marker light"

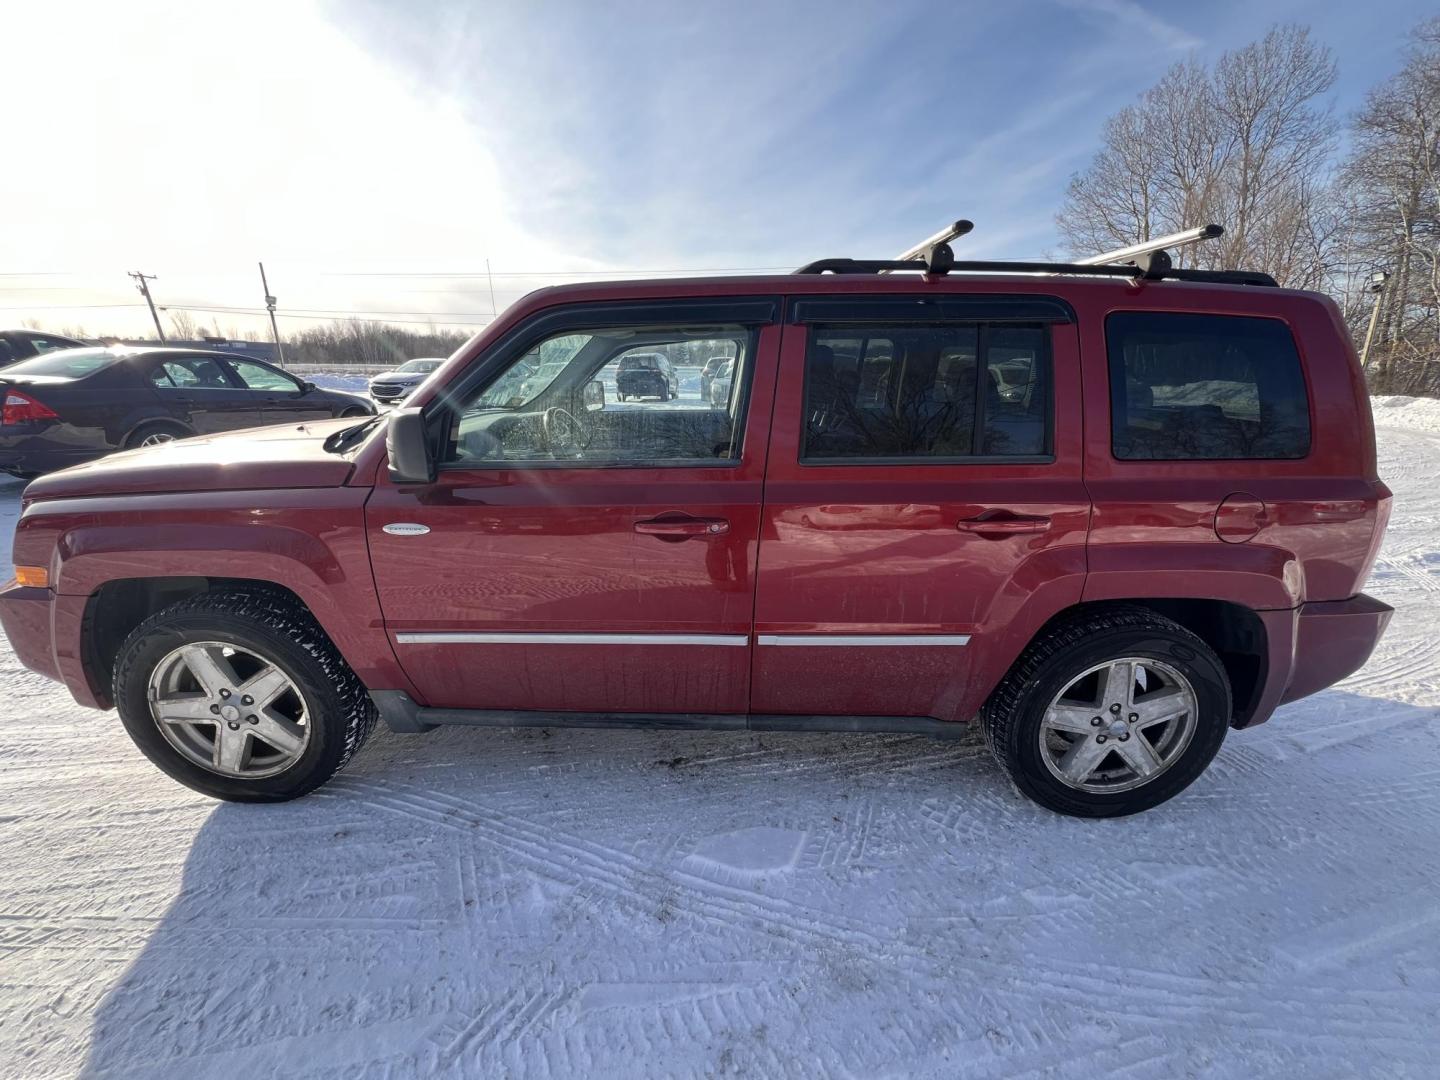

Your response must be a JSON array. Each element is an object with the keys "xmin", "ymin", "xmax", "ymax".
[{"xmin": 14, "ymin": 567, "xmax": 49, "ymax": 588}]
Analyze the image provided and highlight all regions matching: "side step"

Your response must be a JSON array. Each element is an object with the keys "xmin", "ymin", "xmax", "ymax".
[{"xmin": 370, "ymin": 691, "xmax": 969, "ymax": 740}]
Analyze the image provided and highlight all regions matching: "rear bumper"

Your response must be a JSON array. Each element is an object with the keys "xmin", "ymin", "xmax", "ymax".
[
  {"xmin": 1247, "ymin": 593, "xmax": 1393, "ymax": 725},
  {"xmin": 0, "ymin": 429, "xmax": 106, "ymax": 475},
  {"xmin": 1280, "ymin": 593, "xmax": 1394, "ymax": 705}
]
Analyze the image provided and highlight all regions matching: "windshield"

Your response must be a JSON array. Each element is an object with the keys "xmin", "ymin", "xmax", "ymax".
[
  {"xmin": 2, "ymin": 348, "xmax": 119, "ymax": 379},
  {"xmin": 397, "ymin": 358, "xmax": 443, "ymax": 374}
]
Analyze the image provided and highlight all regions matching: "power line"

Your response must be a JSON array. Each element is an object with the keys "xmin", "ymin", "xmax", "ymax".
[
  {"xmin": 320, "ymin": 266, "xmax": 794, "ymax": 278},
  {"xmin": 0, "ymin": 265, "xmax": 796, "ymax": 279}
]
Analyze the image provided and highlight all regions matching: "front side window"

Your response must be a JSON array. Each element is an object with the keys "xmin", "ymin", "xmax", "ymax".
[
  {"xmin": 228, "ymin": 360, "xmax": 301, "ymax": 392},
  {"xmin": 1107, "ymin": 312, "xmax": 1310, "ymax": 460},
  {"xmin": 445, "ymin": 326, "xmax": 753, "ymax": 466},
  {"xmin": 802, "ymin": 324, "xmax": 1050, "ymax": 461}
]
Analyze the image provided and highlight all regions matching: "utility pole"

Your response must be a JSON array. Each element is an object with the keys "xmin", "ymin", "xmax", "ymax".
[
  {"xmin": 129, "ymin": 271, "xmax": 165, "ymax": 342},
  {"xmin": 258, "ymin": 261, "xmax": 286, "ymax": 368},
  {"xmin": 1360, "ymin": 270, "xmax": 1389, "ymax": 371},
  {"xmin": 485, "ymin": 258, "xmax": 498, "ymax": 318}
]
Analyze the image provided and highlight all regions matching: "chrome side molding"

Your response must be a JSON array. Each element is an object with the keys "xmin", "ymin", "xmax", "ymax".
[{"xmin": 395, "ymin": 632, "xmax": 749, "ymax": 646}]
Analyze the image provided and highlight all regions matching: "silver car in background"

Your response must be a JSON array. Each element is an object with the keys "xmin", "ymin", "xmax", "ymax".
[{"xmin": 368, "ymin": 357, "xmax": 445, "ymax": 406}]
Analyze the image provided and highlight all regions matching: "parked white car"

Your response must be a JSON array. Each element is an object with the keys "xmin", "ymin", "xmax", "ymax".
[{"xmin": 368, "ymin": 357, "xmax": 445, "ymax": 406}]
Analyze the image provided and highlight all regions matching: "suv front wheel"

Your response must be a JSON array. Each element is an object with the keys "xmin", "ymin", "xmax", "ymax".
[
  {"xmin": 983, "ymin": 608, "xmax": 1231, "ymax": 817},
  {"xmin": 112, "ymin": 589, "xmax": 377, "ymax": 801}
]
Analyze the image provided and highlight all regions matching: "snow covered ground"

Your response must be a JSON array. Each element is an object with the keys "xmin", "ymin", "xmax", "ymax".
[{"xmin": 1, "ymin": 402, "xmax": 1439, "ymax": 1079}]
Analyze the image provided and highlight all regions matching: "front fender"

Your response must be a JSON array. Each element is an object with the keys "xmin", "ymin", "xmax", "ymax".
[{"xmin": 19, "ymin": 486, "xmax": 417, "ymax": 703}]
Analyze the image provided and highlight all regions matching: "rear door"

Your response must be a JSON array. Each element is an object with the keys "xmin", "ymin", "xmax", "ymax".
[
  {"xmin": 365, "ymin": 297, "xmax": 780, "ymax": 714},
  {"xmin": 750, "ymin": 294, "xmax": 1090, "ymax": 721}
]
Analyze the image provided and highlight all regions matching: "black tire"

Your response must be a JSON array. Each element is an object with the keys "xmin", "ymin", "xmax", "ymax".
[
  {"xmin": 125, "ymin": 420, "xmax": 191, "ymax": 450},
  {"xmin": 112, "ymin": 588, "xmax": 377, "ymax": 802},
  {"xmin": 982, "ymin": 607, "xmax": 1230, "ymax": 817},
  {"xmin": 339, "ymin": 406, "xmax": 370, "ymax": 418}
]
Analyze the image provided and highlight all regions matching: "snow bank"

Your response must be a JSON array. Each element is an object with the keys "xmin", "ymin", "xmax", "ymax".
[{"xmin": 1371, "ymin": 394, "xmax": 1440, "ymax": 434}]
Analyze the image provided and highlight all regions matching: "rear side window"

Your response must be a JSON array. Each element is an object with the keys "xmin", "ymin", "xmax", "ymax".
[
  {"xmin": 802, "ymin": 324, "xmax": 1050, "ymax": 461},
  {"xmin": 1107, "ymin": 313, "xmax": 1310, "ymax": 460}
]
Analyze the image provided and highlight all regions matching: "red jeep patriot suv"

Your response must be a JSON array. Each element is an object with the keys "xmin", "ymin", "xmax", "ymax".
[{"xmin": 0, "ymin": 239, "xmax": 1393, "ymax": 817}]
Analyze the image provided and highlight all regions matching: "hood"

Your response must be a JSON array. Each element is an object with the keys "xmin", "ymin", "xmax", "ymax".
[
  {"xmin": 25, "ymin": 418, "xmax": 369, "ymax": 500},
  {"xmin": 370, "ymin": 371, "xmax": 425, "ymax": 385}
]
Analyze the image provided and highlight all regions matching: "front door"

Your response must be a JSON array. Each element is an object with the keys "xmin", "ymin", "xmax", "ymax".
[
  {"xmin": 224, "ymin": 359, "xmax": 332, "ymax": 423},
  {"xmin": 365, "ymin": 298, "xmax": 780, "ymax": 714},
  {"xmin": 750, "ymin": 294, "xmax": 1091, "ymax": 721}
]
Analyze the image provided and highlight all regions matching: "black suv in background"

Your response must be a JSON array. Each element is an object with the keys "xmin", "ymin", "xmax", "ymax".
[
  {"xmin": 0, "ymin": 329, "xmax": 89, "ymax": 367},
  {"xmin": 0, "ymin": 347, "xmax": 373, "ymax": 477},
  {"xmin": 616, "ymin": 352, "xmax": 679, "ymax": 401}
]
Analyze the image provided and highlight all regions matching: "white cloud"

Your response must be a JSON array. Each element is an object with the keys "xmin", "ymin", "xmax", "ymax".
[{"xmin": 1, "ymin": 0, "xmax": 593, "ymax": 334}]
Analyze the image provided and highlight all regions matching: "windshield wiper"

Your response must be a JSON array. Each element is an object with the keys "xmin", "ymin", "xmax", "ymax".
[{"xmin": 323, "ymin": 415, "xmax": 383, "ymax": 454}]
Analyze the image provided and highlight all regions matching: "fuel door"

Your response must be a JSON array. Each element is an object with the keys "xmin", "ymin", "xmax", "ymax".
[{"xmin": 1215, "ymin": 492, "xmax": 1268, "ymax": 543}]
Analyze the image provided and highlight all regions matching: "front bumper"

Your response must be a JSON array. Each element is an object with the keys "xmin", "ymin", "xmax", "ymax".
[
  {"xmin": 0, "ymin": 583, "xmax": 104, "ymax": 707},
  {"xmin": 369, "ymin": 382, "xmax": 417, "ymax": 404},
  {"xmin": 0, "ymin": 584, "xmax": 59, "ymax": 680}
]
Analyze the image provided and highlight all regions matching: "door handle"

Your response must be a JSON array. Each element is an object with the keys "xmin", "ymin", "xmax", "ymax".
[
  {"xmin": 956, "ymin": 513, "xmax": 1051, "ymax": 536},
  {"xmin": 634, "ymin": 516, "xmax": 730, "ymax": 539}
]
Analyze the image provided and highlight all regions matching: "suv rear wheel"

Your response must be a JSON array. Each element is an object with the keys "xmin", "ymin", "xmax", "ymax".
[
  {"xmin": 983, "ymin": 608, "xmax": 1230, "ymax": 817},
  {"xmin": 112, "ymin": 589, "xmax": 377, "ymax": 801}
]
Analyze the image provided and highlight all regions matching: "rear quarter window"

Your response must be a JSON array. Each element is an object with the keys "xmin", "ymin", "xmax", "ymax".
[
  {"xmin": 0, "ymin": 348, "xmax": 117, "ymax": 379},
  {"xmin": 1106, "ymin": 312, "xmax": 1310, "ymax": 461}
]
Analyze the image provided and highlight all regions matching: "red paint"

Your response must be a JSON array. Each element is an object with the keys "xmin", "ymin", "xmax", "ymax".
[{"xmin": 0, "ymin": 272, "xmax": 1392, "ymax": 730}]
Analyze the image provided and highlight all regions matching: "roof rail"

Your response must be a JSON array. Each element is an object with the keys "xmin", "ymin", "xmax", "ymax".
[
  {"xmin": 797, "ymin": 217, "xmax": 1276, "ymax": 286},
  {"xmin": 1078, "ymin": 223, "xmax": 1223, "ymax": 266},
  {"xmin": 879, "ymin": 219, "xmax": 973, "ymax": 273},
  {"xmin": 793, "ymin": 253, "xmax": 1276, "ymax": 287}
]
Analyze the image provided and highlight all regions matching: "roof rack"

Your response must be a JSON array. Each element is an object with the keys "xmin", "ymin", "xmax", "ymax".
[{"xmin": 795, "ymin": 219, "xmax": 1278, "ymax": 287}]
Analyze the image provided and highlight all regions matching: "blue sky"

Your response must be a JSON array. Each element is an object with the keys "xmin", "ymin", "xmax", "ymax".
[
  {"xmin": 336, "ymin": 0, "xmax": 1432, "ymax": 265},
  {"xmin": 2, "ymin": 0, "xmax": 1433, "ymax": 336}
]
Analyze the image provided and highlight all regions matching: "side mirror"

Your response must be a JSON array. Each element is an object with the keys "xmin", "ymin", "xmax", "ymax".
[
  {"xmin": 386, "ymin": 407, "xmax": 434, "ymax": 483},
  {"xmin": 582, "ymin": 379, "xmax": 605, "ymax": 411},
  {"xmin": 302, "ymin": 380, "xmax": 317, "ymax": 393}
]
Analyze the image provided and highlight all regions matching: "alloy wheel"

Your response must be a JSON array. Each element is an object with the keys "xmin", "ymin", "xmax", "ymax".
[
  {"xmin": 147, "ymin": 641, "xmax": 311, "ymax": 778},
  {"xmin": 1037, "ymin": 657, "xmax": 1198, "ymax": 793}
]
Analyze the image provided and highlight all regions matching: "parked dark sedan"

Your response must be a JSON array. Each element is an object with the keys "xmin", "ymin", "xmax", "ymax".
[
  {"xmin": 0, "ymin": 329, "xmax": 90, "ymax": 367},
  {"xmin": 0, "ymin": 347, "xmax": 374, "ymax": 478}
]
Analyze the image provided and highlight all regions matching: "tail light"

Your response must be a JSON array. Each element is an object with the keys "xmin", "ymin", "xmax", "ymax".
[{"xmin": 1, "ymin": 389, "xmax": 59, "ymax": 425}]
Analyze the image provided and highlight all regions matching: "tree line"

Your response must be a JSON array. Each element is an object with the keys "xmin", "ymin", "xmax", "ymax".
[{"xmin": 1059, "ymin": 18, "xmax": 1440, "ymax": 394}]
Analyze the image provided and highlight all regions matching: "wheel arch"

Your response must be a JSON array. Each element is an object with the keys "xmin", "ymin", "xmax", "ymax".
[
  {"xmin": 82, "ymin": 577, "xmax": 311, "ymax": 708},
  {"xmin": 121, "ymin": 415, "xmax": 195, "ymax": 447},
  {"xmin": 993, "ymin": 597, "xmax": 1270, "ymax": 728}
]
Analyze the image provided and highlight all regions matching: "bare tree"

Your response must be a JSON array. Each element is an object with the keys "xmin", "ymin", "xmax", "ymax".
[
  {"xmin": 167, "ymin": 309, "xmax": 202, "ymax": 340},
  {"xmin": 1341, "ymin": 18, "xmax": 1440, "ymax": 392},
  {"xmin": 1059, "ymin": 25, "xmax": 1338, "ymax": 286}
]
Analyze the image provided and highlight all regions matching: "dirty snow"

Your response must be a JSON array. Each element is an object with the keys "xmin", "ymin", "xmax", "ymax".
[{"xmin": 0, "ymin": 401, "xmax": 1438, "ymax": 1078}]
